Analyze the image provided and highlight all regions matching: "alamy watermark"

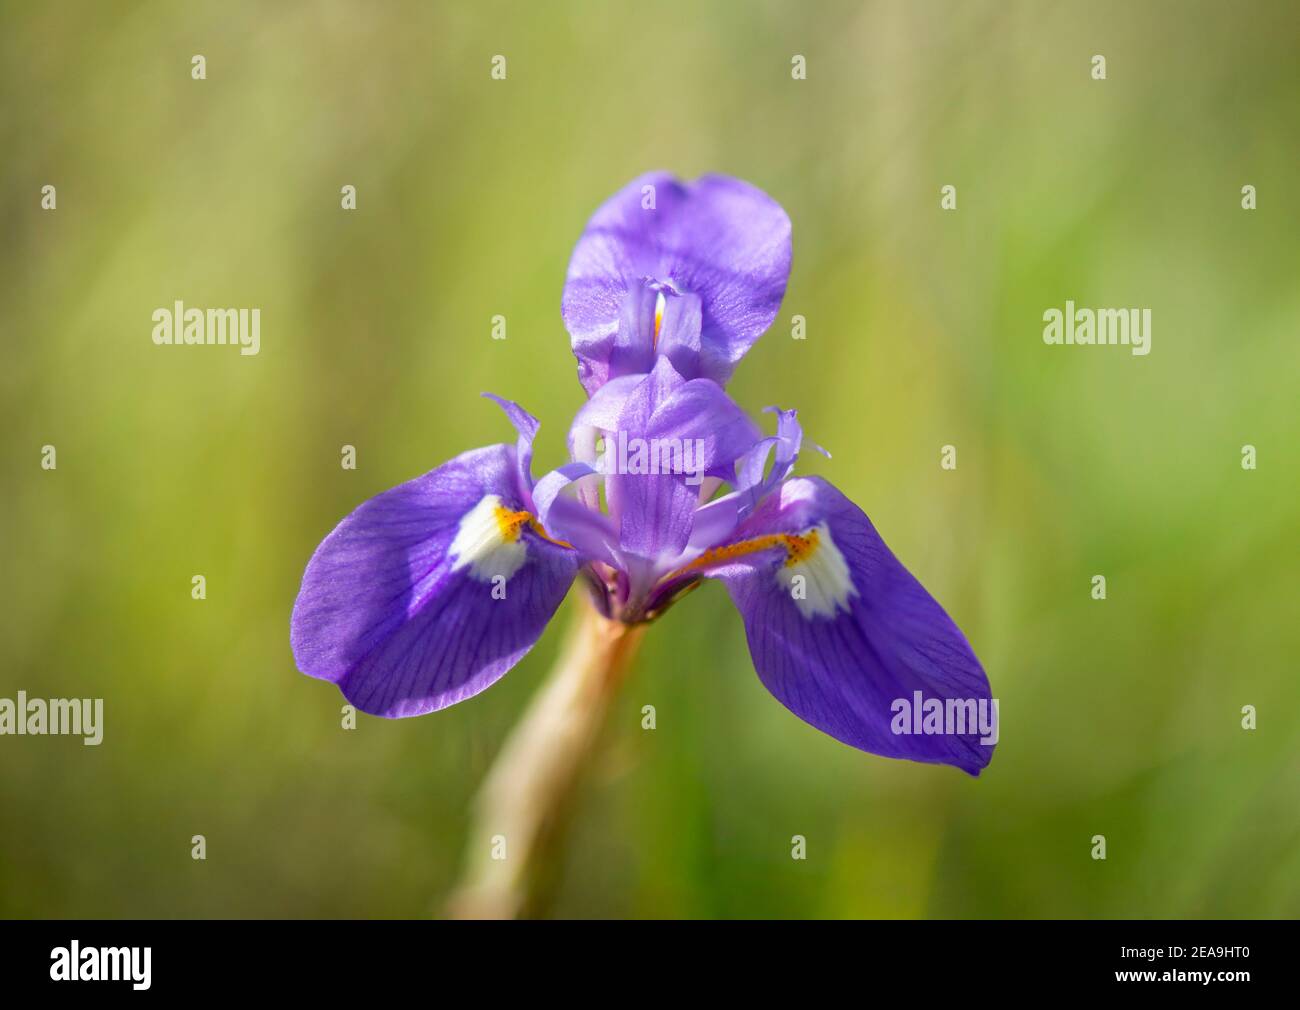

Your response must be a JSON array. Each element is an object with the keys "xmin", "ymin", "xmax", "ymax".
[
  {"xmin": 50, "ymin": 942, "xmax": 150, "ymax": 989},
  {"xmin": 0, "ymin": 691, "xmax": 103, "ymax": 745},
  {"xmin": 1043, "ymin": 301, "xmax": 1151, "ymax": 356},
  {"xmin": 890, "ymin": 691, "xmax": 999, "ymax": 746},
  {"xmin": 152, "ymin": 300, "xmax": 260, "ymax": 356},
  {"xmin": 594, "ymin": 431, "xmax": 707, "ymax": 486}
]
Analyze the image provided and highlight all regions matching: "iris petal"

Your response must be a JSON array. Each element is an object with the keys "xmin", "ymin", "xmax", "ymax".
[
  {"xmin": 290, "ymin": 444, "xmax": 578, "ymax": 717},
  {"xmin": 702, "ymin": 476, "xmax": 995, "ymax": 775},
  {"xmin": 563, "ymin": 172, "xmax": 792, "ymax": 393}
]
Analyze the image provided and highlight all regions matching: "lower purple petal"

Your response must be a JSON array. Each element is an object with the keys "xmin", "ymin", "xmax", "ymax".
[
  {"xmin": 290, "ymin": 444, "xmax": 577, "ymax": 717},
  {"xmin": 710, "ymin": 476, "xmax": 995, "ymax": 775}
]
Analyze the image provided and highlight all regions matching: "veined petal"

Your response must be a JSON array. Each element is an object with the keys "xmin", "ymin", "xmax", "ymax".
[
  {"xmin": 696, "ymin": 476, "xmax": 995, "ymax": 775},
  {"xmin": 563, "ymin": 172, "xmax": 792, "ymax": 393},
  {"xmin": 290, "ymin": 444, "xmax": 578, "ymax": 717},
  {"xmin": 644, "ymin": 372, "xmax": 763, "ymax": 480},
  {"xmin": 587, "ymin": 357, "xmax": 762, "ymax": 564}
]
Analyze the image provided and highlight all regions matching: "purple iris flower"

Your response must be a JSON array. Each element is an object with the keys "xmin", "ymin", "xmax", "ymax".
[
  {"xmin": 291, "ymin": 173, "xmax": 995, "ymax": 776},
  {"xmin": 563, "ymin": 172, "xmax": 793, "ymax": 394}
]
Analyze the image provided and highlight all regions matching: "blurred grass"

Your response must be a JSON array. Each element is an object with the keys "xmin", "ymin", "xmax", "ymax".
[{"xmin": 1, "ymin": 0, "xmax": 1297, "ymax": 918}]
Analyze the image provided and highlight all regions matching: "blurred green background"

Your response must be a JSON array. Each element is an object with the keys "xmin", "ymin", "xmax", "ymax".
[{"xmin": 2, "ymin": 0, "xmax": 1297, "ymax": 918}]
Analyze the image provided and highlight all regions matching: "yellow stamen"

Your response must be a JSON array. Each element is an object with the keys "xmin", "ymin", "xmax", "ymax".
[
  {"xmin": 492, "ymin": 505, "xmax": 573, "ymax": 550},
  {"xmin": 492, "ymin": 506, "xmax": 531, "ymax": 542},
  {"xmin": 672, "ymin": 528, "xmax": 820, "ymax": 578}
]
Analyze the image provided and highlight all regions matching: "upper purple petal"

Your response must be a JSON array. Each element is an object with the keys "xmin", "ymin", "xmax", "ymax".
[
  {"xmin": 290, "ymin": 443, "xmax": 577, "ymax": 717},
  {"xmin": 707, "ymin": 476, "xmax": 995, "ymax": 776},
  {"xmin": 562, "ymin": 172, "xmax": 792, "ymax": 393}
]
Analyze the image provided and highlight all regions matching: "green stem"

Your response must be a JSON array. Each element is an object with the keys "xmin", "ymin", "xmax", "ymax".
[{"xmin": 445, "ymin": 602, "xmax": 646, "ymax": 919}]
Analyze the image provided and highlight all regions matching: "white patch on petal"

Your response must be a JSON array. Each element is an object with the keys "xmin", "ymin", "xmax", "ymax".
[
  {"xmin": 449, "ymin": 494, "xmax": 528, "ymax": 582},
  {"xmin": 775, "ymin": 522, "xmax": 857, "ymax": 619}
]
